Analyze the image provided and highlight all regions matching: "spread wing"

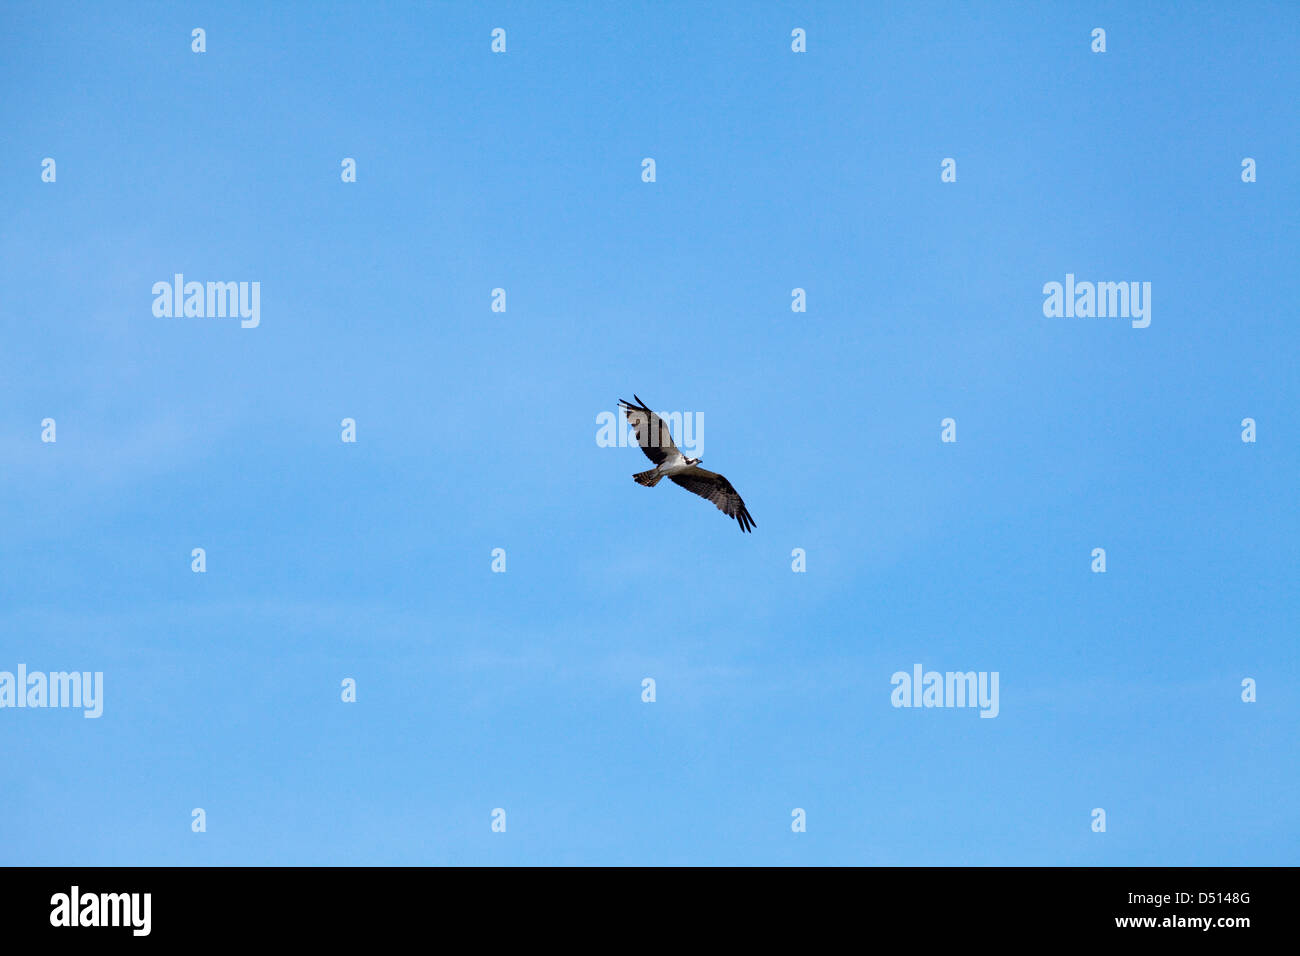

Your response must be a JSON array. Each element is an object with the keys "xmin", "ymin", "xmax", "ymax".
[
  {"xmin": 670, "ymin": 467, "xmax": 755, "ymax": 533},
  {"xmin": 618, "ymin": 394, "xmax": 679, "ymax": 465}
]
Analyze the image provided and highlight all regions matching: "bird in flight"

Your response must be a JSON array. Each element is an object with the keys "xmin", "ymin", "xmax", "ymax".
[{"xmin": 618, "ymin": 395, "xmax": 755, "ymax": 533}]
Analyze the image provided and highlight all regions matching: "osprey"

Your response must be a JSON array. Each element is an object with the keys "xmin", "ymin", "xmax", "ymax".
[{"xmin": 619, "ymin": 395, "xmax": 755, "ymax": 533}]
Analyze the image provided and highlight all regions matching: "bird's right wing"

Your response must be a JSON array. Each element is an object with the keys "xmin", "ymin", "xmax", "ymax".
[{"xmin": 618, "ymin": 395, "xmax": 680, "ymax": 465}]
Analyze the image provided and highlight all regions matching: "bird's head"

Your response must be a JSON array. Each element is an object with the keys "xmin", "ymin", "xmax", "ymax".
[{"xmin": 686, "ymin": 457, "xmax": 702, "ymax": 466}]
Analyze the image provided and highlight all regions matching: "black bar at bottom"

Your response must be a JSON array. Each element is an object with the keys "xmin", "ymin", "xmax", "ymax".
[{"xmin": 0, "ymin": 866, "xmax": 1281, "ymax": 942}]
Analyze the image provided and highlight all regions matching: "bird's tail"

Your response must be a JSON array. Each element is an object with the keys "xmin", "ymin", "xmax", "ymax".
[{"xmin": 633, "ymin": 469, "xmax": 663, "ymax": 487}]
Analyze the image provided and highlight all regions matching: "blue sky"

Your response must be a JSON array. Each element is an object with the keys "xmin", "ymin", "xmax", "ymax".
[{"xmin": 1, "ymin": 1, "xmax": 1296, "ymax": 865}]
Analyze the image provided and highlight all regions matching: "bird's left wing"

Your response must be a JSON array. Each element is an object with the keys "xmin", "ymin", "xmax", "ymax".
[{"xmin": 670, "ymin": 467, "xmax": 756, "ymax": 533}]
